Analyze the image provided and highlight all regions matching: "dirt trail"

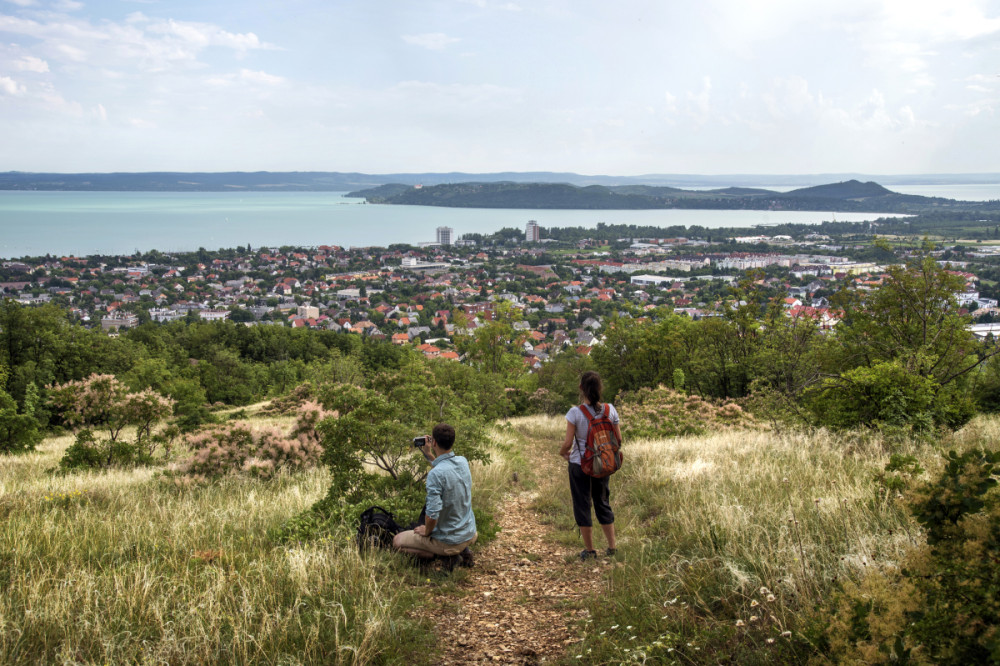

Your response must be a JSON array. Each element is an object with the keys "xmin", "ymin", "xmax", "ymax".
[{"xmin": 421, "ymin": 456, "xmax": 612, "ymax": 664}]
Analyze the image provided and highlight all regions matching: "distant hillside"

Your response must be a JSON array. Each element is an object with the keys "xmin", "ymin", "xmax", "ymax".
[
  {"xmin": 784, "ymin": 180, "xmax": 892, "ymax": 199},
  {"xmin": 0, "ymin": 171, "xmax": 388, "ymax": 192},
  {"xmin": 602, "ymin": 185, "xmax": 688, "ymax": 196},
  {"xmin": 346, "ymin": 183, "xmax": 412, "ymax": 201},
  {"xmin": 380, "ymin": 182, "xmax": 661, "ymax": 209},
  {"xmin": 348, "ymin": 179, "xmax": 999, "ymax": 214},
  {"xmin": 3, "ymin": 170, "xmax": 1000, "ymax": 193},
  {"xmin": 704, "ymin": 187, "xmax": 778, "ymax": 196}
]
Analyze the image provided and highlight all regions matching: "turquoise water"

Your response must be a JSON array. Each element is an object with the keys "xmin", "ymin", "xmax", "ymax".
[{"xmin": 0, "ymin": 190, "xmax": 919, "ymax": 258}]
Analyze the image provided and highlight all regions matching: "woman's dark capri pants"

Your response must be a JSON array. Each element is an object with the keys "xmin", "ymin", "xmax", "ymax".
[{"xmin": 568, "ymin": 462, "xmax": 614, "ymax": 527}]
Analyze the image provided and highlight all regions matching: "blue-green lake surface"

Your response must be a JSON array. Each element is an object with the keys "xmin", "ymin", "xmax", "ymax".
[{"xmin": 0, "ymin": 190, "xmax": 932, "ymax": 258}]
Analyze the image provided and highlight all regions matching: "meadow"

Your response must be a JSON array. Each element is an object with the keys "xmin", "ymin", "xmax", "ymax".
[
  {"xmin": 515, "ymin": 414, "xmax": 996, "ymax": 664},
  {"xmin": 1, "ymin": 411, "xmax": 994, "ymax": 664}
]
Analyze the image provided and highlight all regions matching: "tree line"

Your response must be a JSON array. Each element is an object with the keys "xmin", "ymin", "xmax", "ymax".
[{"xmin": 2, "ymin": 250, "xmax": 998, "ymax": 455}]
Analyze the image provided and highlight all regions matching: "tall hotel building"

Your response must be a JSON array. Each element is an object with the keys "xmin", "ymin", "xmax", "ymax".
[
  {"xmin": 525, "ymin": 220, "xmax": 541, "ymax": 242},
  {"xmin": 436, "ymin": 226, "xmax": 453, "ymax": 245}
]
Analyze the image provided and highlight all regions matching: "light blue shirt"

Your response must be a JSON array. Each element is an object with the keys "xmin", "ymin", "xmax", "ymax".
[{"xmin": 426, "ymin": 451, "xmax": 477, "ymax": 544}]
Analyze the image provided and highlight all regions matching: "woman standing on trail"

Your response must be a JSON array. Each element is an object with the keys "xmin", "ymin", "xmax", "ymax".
[{"xmin": 559, "ymin": 370, "xmax": 620, "ymax": 561}]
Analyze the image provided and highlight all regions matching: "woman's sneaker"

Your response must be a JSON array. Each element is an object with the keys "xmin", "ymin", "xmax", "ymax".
[
  {"xmin": 580, "ymin": 549, "xmax": 598, "ymax": 561},
  {"xmin": 605, "ymin": 548, "xmax": 617, "ymax": 557}
]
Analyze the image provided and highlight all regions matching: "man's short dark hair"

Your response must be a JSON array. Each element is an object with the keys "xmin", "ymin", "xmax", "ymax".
[{"xmin": 432, "ymin": 423, "xmax": 455, "ymax": 450}]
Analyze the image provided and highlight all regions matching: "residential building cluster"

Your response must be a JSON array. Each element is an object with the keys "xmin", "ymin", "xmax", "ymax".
[{"xmin": 2, "ymin": 229, "xmax": 992, "ymax": 366}]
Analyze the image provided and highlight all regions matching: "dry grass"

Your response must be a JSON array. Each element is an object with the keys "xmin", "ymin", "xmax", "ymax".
[
  {"xmin": 6, "ymin": 408, "xmax": 985, "ymax": 664},
  {"xmin": 510, "ymin": 414, "xmax": 978, "ymax": 663},
  {"xmin": 0, "ymin": 425, "xmax": 430, "ymax": 665},
  {"xmin": 618, "ymin": 428, "xmax": 919, "ymax": 595}
]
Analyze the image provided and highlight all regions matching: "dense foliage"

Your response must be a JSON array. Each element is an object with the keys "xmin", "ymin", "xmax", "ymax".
[
  {"xmin": 825, "ymin": 447, "xmax": 1000, "ymax": 664},
  {"xmin": 589, "ymin": 254, "xmax": 995, "ymax": 433}
]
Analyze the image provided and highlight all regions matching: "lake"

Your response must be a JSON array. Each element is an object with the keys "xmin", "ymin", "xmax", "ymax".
[{"xmin": 0, "ymin": 189, "xmax": 957, "ymax": 258}]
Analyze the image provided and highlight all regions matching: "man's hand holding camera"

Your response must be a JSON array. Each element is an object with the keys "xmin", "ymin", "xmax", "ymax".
[{"xmin": 413, "ymin": 434, "xmax": 437, "ymax": 463}]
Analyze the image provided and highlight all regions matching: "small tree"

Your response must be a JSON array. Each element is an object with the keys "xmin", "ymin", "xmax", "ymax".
[
  {"xmin": 48, "ymin": 374, "xmax": 173, "ymax": 469},
  {"xmin": 455, "ymin": 300, "xmax": 526, "ymax": 377},
  {"xmin": 314, "ymin": 363, "xmax": 491, "ymax": 507},
  {"xmin": 808, "ymin": 247, "xmax": 993, "ymax": 431}
]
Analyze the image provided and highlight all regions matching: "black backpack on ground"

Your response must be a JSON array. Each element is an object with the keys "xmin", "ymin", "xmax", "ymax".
[
  {"xmin": 356, "ymin": 506, "xmax": 404, "ymax": 552},
  {"xmin": 356, "ymin": 505, "xmax": 429, "ymax": 553}
]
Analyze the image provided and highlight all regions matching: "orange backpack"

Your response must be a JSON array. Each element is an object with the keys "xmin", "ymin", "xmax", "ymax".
[{"xmin": 578, "ymin": 404, "xmax": 623, "ymax": 478}]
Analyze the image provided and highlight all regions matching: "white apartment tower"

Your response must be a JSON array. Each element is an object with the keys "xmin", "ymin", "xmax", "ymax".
[
  {"xmin": 436, "ymin": 226, "xmax": 453, "ymax": 245},
  {"xmin": 525, "ymin": 220, "xmax": 541, "ymax": 242}
]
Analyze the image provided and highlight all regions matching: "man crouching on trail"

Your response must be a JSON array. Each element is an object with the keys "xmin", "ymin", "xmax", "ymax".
[{"xmin": 393, "ymin": 423, "xmax": 477, "ymax": 567}]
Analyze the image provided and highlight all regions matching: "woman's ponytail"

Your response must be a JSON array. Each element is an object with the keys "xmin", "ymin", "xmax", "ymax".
[{"xmin": 580, "ymin": 371, "xmax": 603, "ymax": 409}]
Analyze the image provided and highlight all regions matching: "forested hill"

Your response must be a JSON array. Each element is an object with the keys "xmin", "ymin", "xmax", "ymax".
[{"xmin": 349, "ymin": 179, "xmax": 1000, "ymax": 214}]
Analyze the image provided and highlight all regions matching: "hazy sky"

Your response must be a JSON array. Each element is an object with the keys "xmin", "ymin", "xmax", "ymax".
[{"xmin": 1, "ymin": 0, "xmax": 998, "ymax": 174}]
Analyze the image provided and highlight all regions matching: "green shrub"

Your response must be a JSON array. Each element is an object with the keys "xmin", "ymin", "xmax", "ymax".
[
  {"xmin": 59, "ymin": 429, "xmax": 155, "ymax": 471},
  {"xmin": 0, "ymin": 388, "xmax": 43, "ymax": 454},
  {"xmin": 824, "ymin": 448, "xmax": 1000, "ymax": 664},
  {"xmin": 806, "ymin": 359, "xmax": 977, "ymax": 433}
]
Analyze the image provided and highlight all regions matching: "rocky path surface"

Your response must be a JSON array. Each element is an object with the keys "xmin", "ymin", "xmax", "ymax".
[{"xmin": 420, "ymin": 456, "xmax": 613, "ymax": 664}]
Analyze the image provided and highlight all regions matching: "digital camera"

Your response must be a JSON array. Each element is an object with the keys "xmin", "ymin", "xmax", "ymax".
[{"xmin": 412, "ymin": 436, "xmax": 427, "ymax": 447}]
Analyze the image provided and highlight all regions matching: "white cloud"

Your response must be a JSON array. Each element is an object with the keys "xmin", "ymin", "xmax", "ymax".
[
  {"xmin": 458, "ymin": 0, "xmax": 521, "ymax": 9},
  {"xmin": 92, "ymin": 103, "xmax": 107, "ymax": 121},
  {"xmin": 0, "ymin": 75, "xmax": 26, "ymax": 95},
  {"xmin": 128, "ymin": 117, "xmax": 156, "ymax": 128},
  {"xmin": 53, "ymin": 0, "xmax": 84, "ymax": 10},
  {"xmin": 205, "ymin": 69, "xmax": 285, "ymax": 87},
  {"xmin": 878, "ymin": 0, "xmax": 1000, "ymax": 43},
  {"xmin": 0, "ymin": 11, "xmax": 277, "ymax": 74},
  {"xmin": 663, "ymin": 91, "xmax": 677, "ymax": 114},
  {"xmin": 147, "ymin": 19, "xmax": 271, "ymax": 52},
  {"xmin": 4, "ymin": 0, "xmax": 36, "ymax": 6},
  {"xmin": 239, "ymin": 69, "xmax": 284, "ymax": 85},
  {"xmin": 13, "ymin": 55, "xmax": 49, "ymax": 72},
  {"xmin": 685, "ymin": 76, "xmax": 712, "ymax": 123},
  {"xmin": 402, "ymin": 32, "xmax": 460, "ymax": 50},
  {"xmin": 55, "ymin": 43, "xmax": 87, "ymax": 62},
  {"xmin": 762, "ymin": 76, "xmax": 815, "ymax": 118},
  {"xmin": 947, "ymin": 99, "xmax": 997, "ymax": 117}
]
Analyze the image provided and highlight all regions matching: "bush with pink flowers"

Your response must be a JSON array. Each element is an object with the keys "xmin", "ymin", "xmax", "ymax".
[
  {"xmin": 49, "ymin": 374, "xmax": 174, "ymax": 470},
  {"xmin": 169, "ymin": 402, "xmax": 328, "ymax": 482},
  {"xmin": 617, "ymin": 385, "xmax": 755, "ymax": 439}
]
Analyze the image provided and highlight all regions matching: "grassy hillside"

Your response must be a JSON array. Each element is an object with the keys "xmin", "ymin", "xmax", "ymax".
[
  {"xmin": 1, "ymin": 413, "xmax": 996, "ymax": 663},
  {"xmin": 0, "ymin": 411, "xmax": 513, "ymax": 665},
  {"xmin": 510, "ymin": 414, "xmax": 998, "ymax": 663}
]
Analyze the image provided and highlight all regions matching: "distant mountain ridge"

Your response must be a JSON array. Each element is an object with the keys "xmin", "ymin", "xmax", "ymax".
[
  {"xmin": 2, "ymin": 170, "xmax": 999, "ymax": 191},
  {"xmin": 2, "ymin": 170, "xmax": 998, "ymax": 214},
  {"xmin": 782, "ymin": 180, "xmax": 893, "ymax": 199},
  {"xmin": 347, "ymin": 179, "xmax": 996, "ymax": 214}
]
